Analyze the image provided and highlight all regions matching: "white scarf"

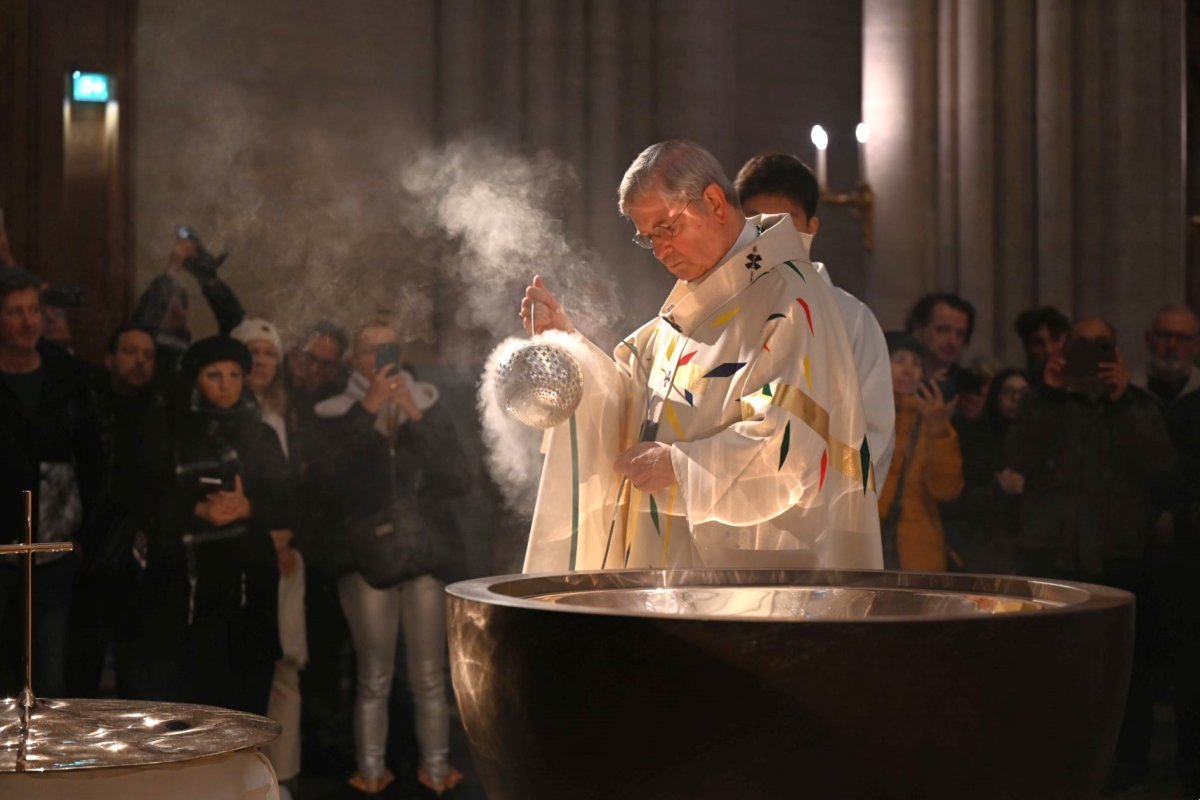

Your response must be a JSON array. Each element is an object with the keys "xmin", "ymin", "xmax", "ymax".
[{"xmin": 314, "ymin": 369, "xmax": 439, "ymax": 437}]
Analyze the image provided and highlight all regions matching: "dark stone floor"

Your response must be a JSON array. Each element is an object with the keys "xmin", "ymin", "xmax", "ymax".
[{"xmin": 290, "ymin": 702, "xmax": 1195, "ymax": 800}]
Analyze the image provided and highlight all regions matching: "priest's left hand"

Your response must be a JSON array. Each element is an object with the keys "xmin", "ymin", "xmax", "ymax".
[{"xmin": 614, "ymin": 442, "xmax": 677, "ymax": 493}]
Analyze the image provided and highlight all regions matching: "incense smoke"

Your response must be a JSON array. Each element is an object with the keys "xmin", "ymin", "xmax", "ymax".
[{"xmin": 397, "ymin": 137, "xmax": 622, "ymax": 514}]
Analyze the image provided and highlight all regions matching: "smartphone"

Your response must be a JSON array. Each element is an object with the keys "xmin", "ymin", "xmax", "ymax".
[
  {"xmin": 1062, "ymin": 338, "xmax": 1113, "ymax": 395},
  {"xmin": 197, "ymin": 474, "xmax": 236, "ymax": 492},
  {"xmin": 375, "ymin": 342, "xmax": 402, "ymax": 373}
]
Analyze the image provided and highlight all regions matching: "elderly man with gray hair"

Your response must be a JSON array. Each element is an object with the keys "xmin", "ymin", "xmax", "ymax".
[
  {"xmin": 1134, "ymin": 304, "xmax": 1200, "ymax": 407},
  {"xmin": 518, "ymin": 139, "xmax": 881, "ymax": 572}
]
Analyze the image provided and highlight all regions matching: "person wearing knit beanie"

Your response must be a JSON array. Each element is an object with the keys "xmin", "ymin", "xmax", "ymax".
[
  {"xmin": 181, "ymin": 335, "xmax": 252, "ymax": 384},
  {"xmin": 231, "ymin": 317, "xmax": 283, "ymax": 357}
]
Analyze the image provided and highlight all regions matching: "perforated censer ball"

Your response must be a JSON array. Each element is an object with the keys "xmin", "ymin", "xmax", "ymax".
[{"xmin": 494, "ymin": 341, "xmax": 583, "ymax": 429}]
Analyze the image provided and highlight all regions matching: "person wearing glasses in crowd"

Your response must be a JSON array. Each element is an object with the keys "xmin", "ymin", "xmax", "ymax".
[
  {"xmin": 1133, "ymin": 305, "xmax": 1200, "ymax": 794},
  {"xmin": 274, "ymin": 320, "xmax": 356, "ymax": 777},
  {"xmin": 1134, "ymin": 305, "xmax": 1200, "ymax": 407},
  {"xmin": 284, "ymin": 320, "xmax": 349, "ymax": 414},
  {"xmin": 1004, "ymin": 316, "xmax": 1175, "ymax": 793},
  {"xmin": 519, "ymin": 139, "xmax": 880, "ymax": 572}
]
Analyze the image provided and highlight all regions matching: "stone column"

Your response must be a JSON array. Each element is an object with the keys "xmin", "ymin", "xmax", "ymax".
[{"xmin": 864, "ymin": 0, "xmax": 1185, "ymax": 365}]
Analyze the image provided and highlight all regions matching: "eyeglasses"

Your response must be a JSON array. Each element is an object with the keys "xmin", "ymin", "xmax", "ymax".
[
  {"xmin": 631, "ymin": 198, "xmax": 695, "ymax": 250},
  {"xmin": 1149, "ymin": 329, "xmax": 1197, "ymax": 344}
]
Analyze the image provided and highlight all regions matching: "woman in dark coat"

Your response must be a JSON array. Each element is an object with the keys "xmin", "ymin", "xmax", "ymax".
[
  {"xmin": 134, "ymin": 336, "xmax": 291, "ymax": 715},
  {"xmin": 942, "ymin": 367, "xmax": 1031, "ymax": 573},
  {"xmin": 315, "ymin": 319, "xmax": 465, "ymax": 796}
]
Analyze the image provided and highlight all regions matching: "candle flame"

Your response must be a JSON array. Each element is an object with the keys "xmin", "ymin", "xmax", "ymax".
[{"xmin": 810, "ymin": 125, "xmax": 828, "ymax": 151}]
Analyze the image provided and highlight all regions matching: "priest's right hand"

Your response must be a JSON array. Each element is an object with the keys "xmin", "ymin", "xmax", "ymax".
[{"xmin": 520, "ymin": 275, "xmax": 574, "ymax": 334}]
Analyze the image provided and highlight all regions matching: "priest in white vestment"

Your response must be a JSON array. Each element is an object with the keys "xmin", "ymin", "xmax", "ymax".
[{"xmin": 519, "ymin": 140, "xmax": 882, "ymax": 573}]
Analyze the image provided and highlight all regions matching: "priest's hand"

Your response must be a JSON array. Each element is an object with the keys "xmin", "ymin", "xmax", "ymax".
[
  {"xmin": 520, "ymin": 275, "xmax": 575, "ymax": 334},
  {"xmin": 614, "ymin": 442, "xmax": 677, "ymax": 493}
]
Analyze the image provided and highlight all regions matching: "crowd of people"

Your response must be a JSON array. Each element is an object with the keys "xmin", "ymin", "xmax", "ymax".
[
  {"xmin": 0, "ymin": 228, "xmax": 466, "ymax": 797},
  {"xmin": 0, "ymin": 144, "xmax": 1198, "ymax": 797},
  {"xmin": 884, "ymin": 295, "xmax": 1199, "ymax": 794}
]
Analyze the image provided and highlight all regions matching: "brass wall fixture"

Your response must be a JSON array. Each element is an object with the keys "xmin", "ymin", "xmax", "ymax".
[{"xmin": 811, "ymin": 124, "xmax": 875, "ymax": 252}]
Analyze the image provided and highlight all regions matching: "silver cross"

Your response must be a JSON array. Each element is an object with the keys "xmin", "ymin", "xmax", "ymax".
[{"xmin": 0, "ymin": 490, "xmax": 75, "ymax": 759}]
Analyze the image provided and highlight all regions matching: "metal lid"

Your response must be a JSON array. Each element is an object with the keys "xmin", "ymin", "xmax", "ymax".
[{"xmin": 0, "ymin": 698, "xmax": 280, "ymax": 773}]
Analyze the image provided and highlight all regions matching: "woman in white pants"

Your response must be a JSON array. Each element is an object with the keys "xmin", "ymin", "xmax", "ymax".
[
  {"xmin": 338, "ymin": 572, "xmax": 453, "ymax": 794},
  {"xmin": 316, "ymin": 319, "xmax": 463, "ymax": 796},
  {"xmin": 231, "ymin": 318, "xmax": 308, "ymax": 796}
]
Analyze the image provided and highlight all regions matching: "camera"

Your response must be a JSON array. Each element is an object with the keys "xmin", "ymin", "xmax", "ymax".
[
  {"xmin": 41, "ymin": 285, "xmax": 86, "ymax": 308},
  {"xmin": 175, "ymin": 226, "xmax": 228, "ymax": 283}
]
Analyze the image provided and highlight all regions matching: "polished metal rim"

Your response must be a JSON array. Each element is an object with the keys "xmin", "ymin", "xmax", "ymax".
[{"xmin": 446, "ymin": 569, "xmax": 1131, "ymax": 623}]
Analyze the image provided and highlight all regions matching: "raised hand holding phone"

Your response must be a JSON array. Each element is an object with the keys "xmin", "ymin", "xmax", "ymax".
[{"xmin": 914, "ymin": 378, "xmax": 955, "ymax": 432}]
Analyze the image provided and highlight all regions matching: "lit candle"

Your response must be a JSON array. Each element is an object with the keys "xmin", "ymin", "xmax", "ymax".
[
  {"xmin": 855, "ymin": 123, "xmax": 870, "ymax": 185},
  {"xmin": 810, "ymin": 125, "xmax": 829, "ymax": 190}
]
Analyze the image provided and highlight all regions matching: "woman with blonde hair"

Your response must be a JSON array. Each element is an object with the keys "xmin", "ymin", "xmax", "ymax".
[
  {"xmin": 231, "ymin": 317, "xmax": 307, "ymax": 797},
  {"xmin": 316, "ymin": 317, "xmax": 464, "ymax": 796}
]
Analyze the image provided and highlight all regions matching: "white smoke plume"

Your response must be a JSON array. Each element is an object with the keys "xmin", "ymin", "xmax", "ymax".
[
  {"xmin": 398, "ymin": 137, "xmax": 623, "ymax": 513},
  {"xmin": 477, "ymin": 335, "xmax": 546, "ymax": 515},
  {"xmin": 397, "ymin": 137, "xmax": 621, "ymax": 344}
]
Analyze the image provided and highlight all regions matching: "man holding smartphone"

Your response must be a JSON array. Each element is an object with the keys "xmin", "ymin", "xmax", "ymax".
[
  {"xmin": 1006, "ymin": 318, "xmax": 1166, "ymax": 574},
  {"xmin": 1004, "ymin": 316, "xmax": 1174, "ymax": 792}
]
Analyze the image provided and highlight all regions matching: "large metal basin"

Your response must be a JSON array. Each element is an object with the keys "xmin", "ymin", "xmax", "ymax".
[{"xmin": 447, "ymin": 569, "xmax": 1134, "ymax": 800}]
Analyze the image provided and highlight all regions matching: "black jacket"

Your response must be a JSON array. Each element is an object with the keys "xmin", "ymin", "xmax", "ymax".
[
  {"xmin": 942, "ymin": 414, "xmax": 1020, "ymax": 574},
  {"xmin": 132, "ymin": 273, "xmax": 246, "ymax": 377},
  {"xmin": 86, "ymin": 380, "xmax": 173, "ymax": 575},
  {"xmin": 0, "ymin": 340, "xmax": 104, "ymax": 550},
  {"xmin": 321, "ymin": 395, "xmax": 468, "ymax": 582},
  {"xmin": 1004, "ymin": 385, "xmax": 1175, "ymax": 578},
  {"xmin": 147, "ymin": 396, "xmax": 291, "ymax": 664}
]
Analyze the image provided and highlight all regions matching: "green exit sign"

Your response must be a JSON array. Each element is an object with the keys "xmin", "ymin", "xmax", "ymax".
[{"xmin": 71, "ymin": 72, "xmax": 110, "ymax": 103}]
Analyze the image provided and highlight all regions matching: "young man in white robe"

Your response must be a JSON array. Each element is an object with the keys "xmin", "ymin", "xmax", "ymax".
[
  {"xmin": 519, "ymin": 139, "xmax": 882, "ymax": 572},
  {"xmin": 734, "ymin": 152, "xmax": 895, "ymax": 488}
]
